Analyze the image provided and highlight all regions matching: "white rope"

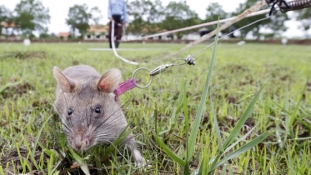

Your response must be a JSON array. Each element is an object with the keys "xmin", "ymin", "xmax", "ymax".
[
  {"xmin": 107, "ymin": 0, "xmax": 269, "ymax": 64},
  {"xmin": 111, "ymin": 20, "xmax": 139, "ymax": 65},
  {"xmin": 143, "ymin": 8, "xmax": 270, "ymax": 40},
  {"xmin": 160, "ymin": 0, "xmax": 269, "ymax": 60},
  {"xmin": 192, "ymin": 16, "xmax": 271, "ymax": 57}
]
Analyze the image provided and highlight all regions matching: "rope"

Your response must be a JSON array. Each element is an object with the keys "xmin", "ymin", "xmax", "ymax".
[
  {"xmin": 143, "ymin": 8, "xmax": 270, "ymax": 40},
  {"xmin": 110, "ymin": 20, "xmax": 139, "ymax": 65},
  {"xmin": 191, "ymin": 16, "xmax": 270, "ymax": 57},
  {"xmin": 158, "ymin": 0, "xmax": 268, "ymax": 60},
  {"xmin": 108, "ymin": 0, "xmax": 268, "ymax": 65}
]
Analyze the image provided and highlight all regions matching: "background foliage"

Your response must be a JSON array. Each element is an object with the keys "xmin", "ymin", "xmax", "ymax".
[{"xmin": 1, "ymin": 0, "xmax": 311, "ymax": 39}]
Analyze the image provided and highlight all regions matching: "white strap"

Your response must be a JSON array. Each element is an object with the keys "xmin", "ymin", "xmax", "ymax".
[{"xmin": 111, "ymin": 20, "xmax": 139, "ymax": 65}]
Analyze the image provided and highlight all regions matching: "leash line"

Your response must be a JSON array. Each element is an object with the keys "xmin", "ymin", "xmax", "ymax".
[
  {"xmin": 158, "ymin": 0, "xmax": 268, "ymax": 61},
  {"xmin": 109, "ymin": 1, "xmax": 270, "ymax": 66},
  {"xmin": 110, "ymin": 20, "xmax": 139, "ymax": 65},
  {"xmin": 191, "ymin": 16, "xmax": 271, "ymax": 57},
  {"xmin": 142, "ymin": 8, "xmax": 270, "ymax": 40},
  {"xmin": 143, "ymin": 14, "xmax": 271, "ymax": 81},
  {"xmin": 114, "ymin": 1, "xmax": 273, "ymax": 96}
]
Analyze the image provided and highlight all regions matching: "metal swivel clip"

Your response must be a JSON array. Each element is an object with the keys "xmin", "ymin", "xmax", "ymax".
[
  {"xmin": 149, "ymin": 55, "xmax": 196, "ymax": 76},
  {"xmin": 149, "ymin": 64, "xmax": 173, "ymax": 76}
]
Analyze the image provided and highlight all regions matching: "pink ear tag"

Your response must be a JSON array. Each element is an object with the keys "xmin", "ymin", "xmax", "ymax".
[{"xmin": 114, "ymin": 78, "xmax": 137, "ymax": 101}]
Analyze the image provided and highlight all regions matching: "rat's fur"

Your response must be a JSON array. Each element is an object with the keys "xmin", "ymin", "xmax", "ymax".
[{"xmin": 53, "ymin": 65, "xmax": 143, "ymax": 165}]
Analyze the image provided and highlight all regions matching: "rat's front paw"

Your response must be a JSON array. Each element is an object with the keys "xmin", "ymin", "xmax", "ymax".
[{"xmin": 133, "ymin": 149, "xmax": 145, "ymax": 167}]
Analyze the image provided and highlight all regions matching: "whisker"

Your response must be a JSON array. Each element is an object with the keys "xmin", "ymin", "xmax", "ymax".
[
  {"xmin": 92, "ymin": 100, "xmax": 129, "ymax": 132},
  {"xmin": 61, "ymin": 122, "xmax": 71, "ymax": 133},
  {"xmin": 86, "ymin": 86, "xmax": 95, "ymax": 127},
  {"xmin": 54, "ymin": 101, "xmax": 74, "ymax": 129},
  {"xmin": 56, "ymin": 92, "xmax": 77, "ymax": 129},
  {"xmin": 91, "ymin": 91, "xmax": 103, "ymax": 126},
  {"xmin": 94, "ymin": 114, "xmax": 125, "ymax": 135}
]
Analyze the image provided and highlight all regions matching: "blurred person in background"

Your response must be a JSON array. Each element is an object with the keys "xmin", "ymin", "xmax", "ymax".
[{"xmin": 108, "ymin": 0, "xmax": 128, "ymax": 48}]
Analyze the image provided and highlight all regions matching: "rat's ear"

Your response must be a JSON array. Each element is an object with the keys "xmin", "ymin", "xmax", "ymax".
[
  {"xmin": 53, "ymin": 66, "xmax": 75, "ymax": 93},
  {"xmin": 98, "ymin": 68, "xmax": 122, "ymax": 93}
]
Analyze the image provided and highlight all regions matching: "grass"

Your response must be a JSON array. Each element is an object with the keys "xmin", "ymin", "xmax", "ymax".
[{"xmin": 0, "ymin": 41, "xmax": 311, "ymax": 174}]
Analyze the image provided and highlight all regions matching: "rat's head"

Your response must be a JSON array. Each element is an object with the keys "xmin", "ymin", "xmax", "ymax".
[{"xmin": 53, "ymin": 66, "xmax": 125, "ymax": 151}]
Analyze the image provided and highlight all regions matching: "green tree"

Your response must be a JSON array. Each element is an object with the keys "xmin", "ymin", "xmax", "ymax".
[
  {"xmin": 265, "ymin": 13, "xmax": 289, "ymax": 38},
  {"xmin": 296, "ymin": 8, "xmax": 311, "ymax": 38},
  {"xmin": 90, "ymin": 7, "xmax": 102, "ymax": 25},
  {"xmin": 66, "ymin": 4, "xmax": 100, "ymax": 38},
  {"xmin": 204, "ymin": 2, "xmax": 229, "ymax": 34},
  {"xmin": 14, "ymin": 0, "xmax": 50, "ymax": 38},
  {"xmin": 205, "ymin": 2, "xmax": 228, "ymax": 22},
  {"xmin": 127, "ymin": 0, "xmax": 164, "ymax": 35},
  {"xmin": 161, "ymin": 1, "xmax": 200, "ymax": 39},
  {"xmin": 233, "ymin": 0, "xmax": 288, "ymax": 39},
  {"xmin": 127, "ymin": 16, "xmax": 145, "ymax": 35},
  {"xmin": 0, "ymin": 5, "xmax": 13, "ymax": 36}
]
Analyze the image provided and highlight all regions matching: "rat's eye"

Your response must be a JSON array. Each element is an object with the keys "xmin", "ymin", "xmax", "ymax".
[
  {"xmin": 95, "ymin": 107, "xmax": 101, "ymax": 113},
  {"xmin": 68, "ymin": 108, "xmax": 73, "ymax": 116}
]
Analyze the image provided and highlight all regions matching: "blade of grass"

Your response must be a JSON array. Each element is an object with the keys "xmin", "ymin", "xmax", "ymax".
[
  {"xmin": 52, "ymin": 171, "xmax": 60, "ymax": 175},
  {"xmin": 0, "ymin": 80, "xmax": 23, "ymax": 93},
  {"xmin": 183, "ymin": 79, "xmax": 190, "ymax": 175},
  {"xmin": 274, "ymin": 99, "xmax": 311, "ymax": 130},
  {"xmin": 68, "ymin": 147, "xmax": 90, "ymax": 175},
  {"xmin": 211, "ymin": 132, "xmax": 269, "ymax": 172},
  {"xmin": 154, "ymin": 104, "xmax": 159, "ymax": 135},
  {"xmin": 101, "ymin": 126, "xmax": 131, "ymax": 162},
  {"xmin": 160, "ymin": 103, "xmax": 184, "ymax": 135},
  {"xmin": 291, "ymin": 80, "xmax": 308, "ymax": 123},
  {"xmin": 187, "ymin": 19, "xmax": 220, "ymax": 162},
  {"xmin": 211, "ymin": 93, "xmax": 223, "ymax": 151},
  {"xmin": 153, "ymin": 79, "xmax": 188, "ymax": 168},
  {"xmin": 158, "ymin": 80, "xmax": 187, "ymax": 136},
  {"xmin": 153, "ymin": 102, "xmax": 186, "ymax": 167},
  {"xmin": 222, "ymin": 124, "xmax": 258, "ymax": 155},
  {"xmin": 287, "ymin": 146, "xmax": 296, "ymax": 175},
  {"xmin": 196, "ymin": 154, "xmax": 208, "ymax": 175},
  {"xmin": 30, "ymin": 114, "xmax": 53, "ymax": 174},
  {"xmin": 276, "ymin": 122, "xmax": 284, "ymax": 148},
  {"xmin": 153, "ymin": 133, "xmax": 186, "ymax": 167},
  {"xmin": 284, "ymin": 85, "xmax": 291, "ymax": 137},
  {"xmin": 158, "ymin": 100, "xmax": 184, "ymax": 135},
  {"xmin": 222, "ymin": 87, "xmax": 263, "ymax": 149}
]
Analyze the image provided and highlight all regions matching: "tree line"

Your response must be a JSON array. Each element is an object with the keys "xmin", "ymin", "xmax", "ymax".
[{"xmin": 0, "ymin": 0, "xmax": 310, "ymax": 39}]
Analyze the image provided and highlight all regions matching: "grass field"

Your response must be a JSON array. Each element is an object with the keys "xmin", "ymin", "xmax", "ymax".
[{"xmin": 0, "ymin": 42, "xmax": 311, "ymax": 175}]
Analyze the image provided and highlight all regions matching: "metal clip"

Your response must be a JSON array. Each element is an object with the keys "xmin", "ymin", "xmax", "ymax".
[
  {"xmin": 185, "ymin": 55, "xmax": 196, "ymax": 65},
  {"xmin": 149, "ymin": 64, "xmax": 173, "ymax": 76}
]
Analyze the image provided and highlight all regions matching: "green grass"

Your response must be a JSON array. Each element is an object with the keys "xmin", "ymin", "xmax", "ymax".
[{"xmin": 0, "ymin": 41, "xmax": 311, "ymax": 174}]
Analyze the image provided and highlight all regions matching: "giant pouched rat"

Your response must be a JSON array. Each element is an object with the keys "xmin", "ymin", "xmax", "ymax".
[{"xmin": 53, "ymin": 65, "xmax": 144, "ymax": 166}]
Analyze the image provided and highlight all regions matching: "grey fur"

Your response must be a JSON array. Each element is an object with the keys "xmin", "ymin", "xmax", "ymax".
[{"xmin": 53, "ymin": 65, "xmax": 143, "ymax": 165}]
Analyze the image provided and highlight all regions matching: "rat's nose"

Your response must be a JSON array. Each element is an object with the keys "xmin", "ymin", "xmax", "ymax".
[{"xmin": 73, "ymin": 134, "xmax": 91, "ymax": 151}]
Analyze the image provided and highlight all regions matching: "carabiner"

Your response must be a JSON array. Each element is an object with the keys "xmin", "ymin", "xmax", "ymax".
[{"xmin": 149, "ymin": 64, "xmax": 173, "ymax": 76}]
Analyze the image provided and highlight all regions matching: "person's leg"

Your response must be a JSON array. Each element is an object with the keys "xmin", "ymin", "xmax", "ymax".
[
  {"xmin": 111, "ymin": 15, "xmax": 122, "ymax": 48},
  {"xmin": 108, "ymin": 21, "xmax": 112, "ymax": 48},
  {"xmin": 115, "ymin": 22, "xmax": 123, "ymax": 48},
  {"xmin": 112, "ymin": 15, "xmax": 123, "ymax": 48}
]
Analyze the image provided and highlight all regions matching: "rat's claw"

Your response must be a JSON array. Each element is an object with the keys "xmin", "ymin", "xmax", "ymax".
[
  {"xmin": 135, "ymin": 157, "xmax": 146, "ymax": 167},
  {"xmin": 135, "ymin": 158, "xmax": 152, "ymax": 171}
]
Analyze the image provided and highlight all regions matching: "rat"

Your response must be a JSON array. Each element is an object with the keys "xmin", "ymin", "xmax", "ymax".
[{"xmin": 52, "ymin": 65, "xmax": 144, "ymax": 166}]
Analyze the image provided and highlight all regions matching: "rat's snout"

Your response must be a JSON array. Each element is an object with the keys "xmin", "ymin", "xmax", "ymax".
[{"xmin": 70, "ymin": 132, "xmax": 93, "ymax": 151}]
